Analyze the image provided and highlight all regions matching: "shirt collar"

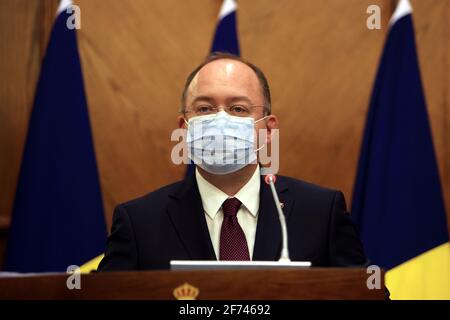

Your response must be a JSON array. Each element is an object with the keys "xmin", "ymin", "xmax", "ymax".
[{"xmin": 196, "ymin": 165, "xmax": 261, "ymax": 219}]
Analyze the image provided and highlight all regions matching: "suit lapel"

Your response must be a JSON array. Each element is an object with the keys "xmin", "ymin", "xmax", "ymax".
[
  {"xmin": 166, "ymin": 173, "xmax": 294, "ymax": 262},
  {"xmin": 253, "ymin": 176, "xmax": 294, "ymax": 261},
  {"xmin": 167, "ymin": 173, "xmax": 216, "ymax": 260}
]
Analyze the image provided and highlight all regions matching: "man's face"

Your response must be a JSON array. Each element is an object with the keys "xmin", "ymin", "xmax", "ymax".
[{"xmin": 178, "ymin": 59, "xmax": 278, "ymax": 141}]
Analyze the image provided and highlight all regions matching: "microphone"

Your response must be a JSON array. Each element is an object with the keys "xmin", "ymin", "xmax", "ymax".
[{"xmin": 264, "ymin": 174, "xmax": 290, "ymax": 262}]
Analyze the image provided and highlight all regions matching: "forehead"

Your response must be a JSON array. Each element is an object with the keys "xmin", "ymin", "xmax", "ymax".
[{"xmin": 186, "ymin": 59, "xmax": 263, "ymax": 103}]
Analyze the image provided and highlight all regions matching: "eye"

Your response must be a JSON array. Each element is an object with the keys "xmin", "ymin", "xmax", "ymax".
[
  {"xmin": 229, "ymin": 104, "xmax": 249, "ymax": 114},
  {"xmin": 196, "ymin": 104, "xmax": 214, "ymax": 114}
]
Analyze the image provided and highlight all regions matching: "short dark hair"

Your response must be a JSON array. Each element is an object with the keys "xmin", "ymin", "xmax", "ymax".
[{"xmin": 180, "ymin": 52, "xmax": 271, "ymax": 115}]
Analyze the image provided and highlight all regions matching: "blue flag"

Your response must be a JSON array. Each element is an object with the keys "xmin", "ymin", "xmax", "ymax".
[
  {"xmin": 4, "ymin": 1, "xmax": 107, "ymax": 272},
  {"xmin": 351, "ymin": 0, "xmax": 449, "ymax": 299},
  {"xmin": 211, "ymin": 0, "xmax": 240, "ymax": 55}
]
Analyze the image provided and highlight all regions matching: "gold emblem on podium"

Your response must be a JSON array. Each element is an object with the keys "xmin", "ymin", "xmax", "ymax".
[{"xmin": 173, "ymin": 283, "xmax": 199, "ymax": 300}]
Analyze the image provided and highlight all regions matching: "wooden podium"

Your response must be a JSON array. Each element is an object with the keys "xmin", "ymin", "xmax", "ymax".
[{"xmin": 0, "ymin": 268, "xmax": 386, "ymax": 300}]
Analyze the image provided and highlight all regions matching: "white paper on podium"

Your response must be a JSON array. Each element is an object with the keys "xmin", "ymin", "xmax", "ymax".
[{"xmin": 170, "ymin": 260, "xmax": 311, "ymax": 271}]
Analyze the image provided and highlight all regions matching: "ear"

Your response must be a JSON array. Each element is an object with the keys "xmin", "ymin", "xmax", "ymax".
[
  {"xmin": 265, "ymin": 115, "xmax": 279, "ymax": 144},
  {"xmin": 178, "ymin": 115, "xmax": 187, "ymax": 129}
]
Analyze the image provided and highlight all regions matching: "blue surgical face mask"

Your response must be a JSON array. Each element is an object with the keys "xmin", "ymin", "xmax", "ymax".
[{"xmin": 185, "ymin": 111, "xmax": 266, "ymax": 175}]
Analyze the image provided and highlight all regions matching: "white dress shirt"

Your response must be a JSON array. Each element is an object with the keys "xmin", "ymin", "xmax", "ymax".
[{"xmin": 195, "ymin": 166, "xmax": 260, "ymax": 260}]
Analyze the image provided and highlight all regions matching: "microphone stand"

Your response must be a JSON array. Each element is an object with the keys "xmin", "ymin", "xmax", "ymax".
[{"xmin": 265, "ymin": 174, "xmax": 290, "ymax": 262}]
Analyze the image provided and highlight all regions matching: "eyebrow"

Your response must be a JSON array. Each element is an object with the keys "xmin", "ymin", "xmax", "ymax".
[
  {"xmin": 191, "ymin": 95, "xmax": 254, "ymax": 105},
  {"xmin": 191, "ymin": 96, "xmax": 215, "ymax": 104},
  {"xmin": 229, "ymin": 96, "xmax": 253, "ymax": 104}
]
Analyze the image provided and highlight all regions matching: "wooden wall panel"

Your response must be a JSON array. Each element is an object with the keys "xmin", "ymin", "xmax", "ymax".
[
  {"xmin": 77, "ymin": 0, "xmax": 395, "ymax": 227},
  {"xmin": 0, "ymin": 0, "xmax": 44, "ymax": 267},
  {"xmin": 446, "ymin": 0, "xmax": 450, "ymax": 231},
  {"xmin": 76, "ymin": 0, "xmax": 220, "ymax": 226},
  {"xmin": 0, "ymin": 0, "xmax": 449, "ymax": 244},
  {"xmin": 239, "ymin": 0, "xmax": 391, "ymax": 203}
]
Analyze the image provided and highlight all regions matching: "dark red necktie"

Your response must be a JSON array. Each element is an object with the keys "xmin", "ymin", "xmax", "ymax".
[{"xmin": 219, "ymin": 198, "xmax": 250, "ymax": 261}]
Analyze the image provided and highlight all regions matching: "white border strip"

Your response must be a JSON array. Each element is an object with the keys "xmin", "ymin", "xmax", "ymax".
[
  {"xmin": 56, "ymin": 0, "xmax": 73, "ymax": 15},
  {"xmin": 218, "ymin": 0, "xmax": 237, "ymax": 20},
  {"xmin": 389, "ymin": 0, "xmax": 413, "ymax": 26},
  {"xmin": 171, "ymin": 260, "xmax": 311, "ymax": 271}
]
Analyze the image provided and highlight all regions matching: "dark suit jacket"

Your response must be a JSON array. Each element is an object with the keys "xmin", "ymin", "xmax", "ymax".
[{"xmin": 98, "ymin": 174, "xmax": 368, "ymax": 271}]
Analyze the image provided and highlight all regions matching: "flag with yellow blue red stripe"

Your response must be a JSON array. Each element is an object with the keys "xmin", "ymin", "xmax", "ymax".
[{"xmin": 351, "ymin": 0, "xmax": 449, "ymax": 299}]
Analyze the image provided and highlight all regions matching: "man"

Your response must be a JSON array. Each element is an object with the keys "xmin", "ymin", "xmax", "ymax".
[{"xmin": 98, "ymin": 53, "xmax": 367, "ymax": 271}]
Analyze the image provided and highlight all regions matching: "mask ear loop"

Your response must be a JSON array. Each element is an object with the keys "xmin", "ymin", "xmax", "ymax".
[
  {"xmin": 254, "ymin": 116, "xmax": 271, "ymax": 152},
  {"xmin": 255, "ymin": 144, "xmax": 265, "ymax": 152},
  {"xmin": 254, "ymin": 115, "xmax": 268, "ymax": 124}
]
